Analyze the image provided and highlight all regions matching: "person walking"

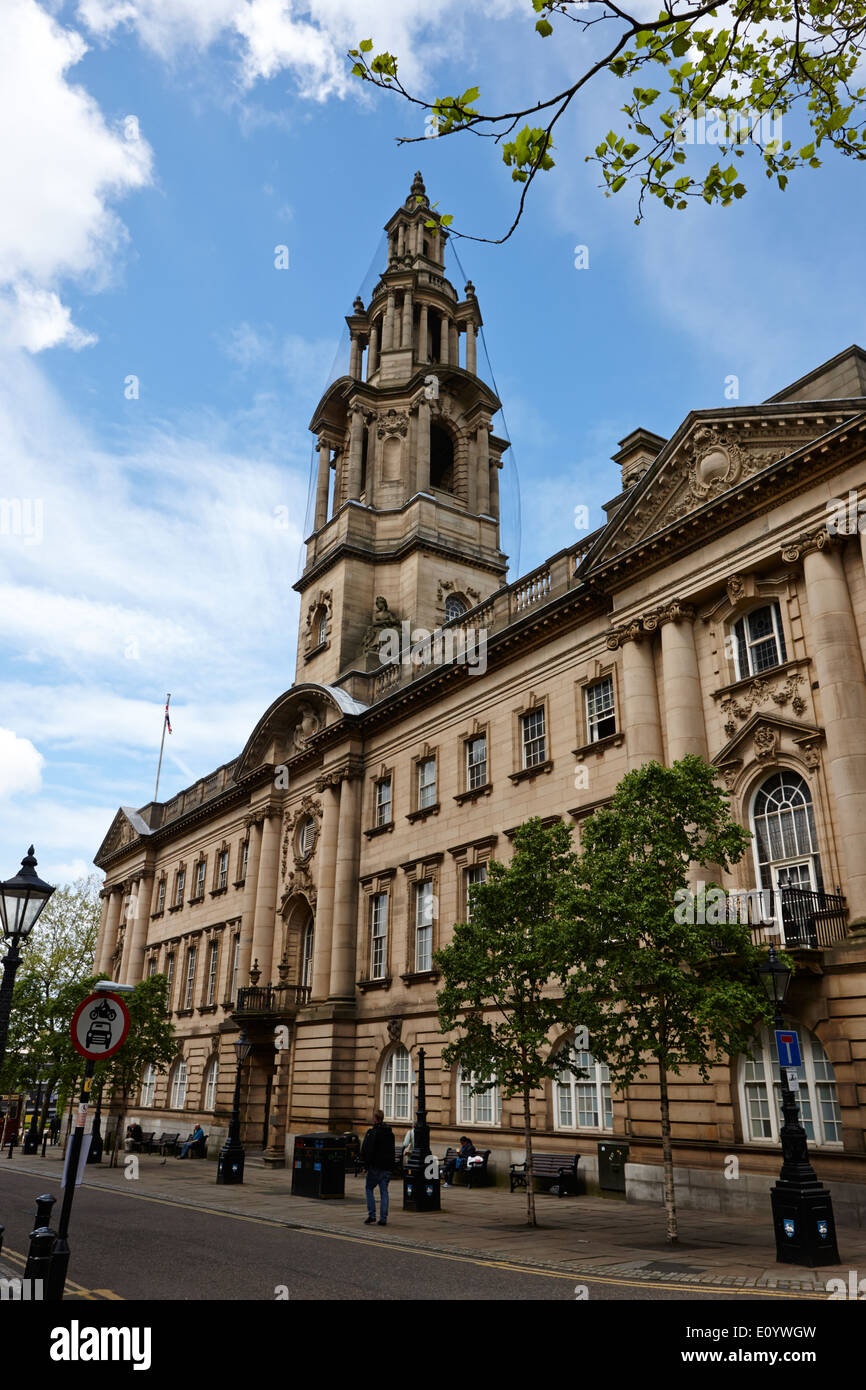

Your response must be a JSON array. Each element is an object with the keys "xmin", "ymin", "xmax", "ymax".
[{"xmin": 360, "ymin": 1109, "xmax": 395, "ymax": 1227}]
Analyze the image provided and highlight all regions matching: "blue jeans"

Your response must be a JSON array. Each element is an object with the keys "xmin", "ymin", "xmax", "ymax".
[{"xmin": 365, "ymin": 1167, "xmax": 390, "ymax": 1219}]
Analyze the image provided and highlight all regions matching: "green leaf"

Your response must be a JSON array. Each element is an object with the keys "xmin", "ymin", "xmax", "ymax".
[
  {"xmin": 536, "ymin": 18, "xmax": 553, "ymax": 37},
  {"xmin": 359, "ymin": 38, "xmax": 373, "ymax": 52},
  {"xmin": 611, "ymin": 175, "xmax": 627, "ymax": 192},
  {"xmin": 799, "ymin": 142, "xmax": 815, "ymax": 158}
]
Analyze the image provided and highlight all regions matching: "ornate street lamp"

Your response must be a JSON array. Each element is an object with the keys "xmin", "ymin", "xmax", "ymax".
[
  {"xmin": 0, "ymin": 848, "xmax": 55, "ymax": 1072},
  {"xmin": 403, "ymin": 1047, "xmax": 440, "ymax": 1212},
  {"xmin": 216, "ymin": 1031, "xmax": 252, "ymax": 1185},
  {"xmin": 759, "ymin": 946, "xmax": 840, "ymax": 1266}
]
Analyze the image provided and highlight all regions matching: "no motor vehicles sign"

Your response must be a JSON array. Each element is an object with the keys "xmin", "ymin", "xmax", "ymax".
[{"xmin": 70, "ymin": 992, "xmax": 130, "ymax": 1061}]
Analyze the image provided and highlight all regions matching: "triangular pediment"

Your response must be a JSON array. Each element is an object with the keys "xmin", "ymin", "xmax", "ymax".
[
  {"xmin": 588, "ymin": 402, "xmax": 865, "ymax": 565},
  {"xmin": 94, "ymin": 806, "xmax": 151, "ymax": 865}
]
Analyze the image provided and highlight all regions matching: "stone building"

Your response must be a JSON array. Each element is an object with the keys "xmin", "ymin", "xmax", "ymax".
[{"xmin": 94, "ymin": 175, "xmax": 866, "ymax": 1217}]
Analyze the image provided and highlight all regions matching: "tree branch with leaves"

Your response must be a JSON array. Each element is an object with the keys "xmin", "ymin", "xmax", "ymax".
[{"xmin": 349, "ymin": 1, "xmax": 866, "ymax": 240}]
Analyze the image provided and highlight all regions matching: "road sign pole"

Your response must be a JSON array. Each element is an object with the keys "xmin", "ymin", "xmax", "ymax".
[{"xmin": 45, "ymin": 1057, "xmax": 94, "ymax": 1301}]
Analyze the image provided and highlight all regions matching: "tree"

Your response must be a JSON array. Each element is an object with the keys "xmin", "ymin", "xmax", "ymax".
[
  {"xmin": 102, "ymin": 974, "xmax": 175, "ymax": 1167},
  {"xmin": 349, "ymin": 2, "xmax": 866, "ymax": 240},
  {"xmin": 565, "ymin": 755, "xmax": 779, "ymax": 1243},
  {"xmin": 0, "ymin": 876, "xmax": 102, "ymax": 1131},
  {"xmin": 436, "ymin": 818, "xmax": 590, "ymax": 1225}
]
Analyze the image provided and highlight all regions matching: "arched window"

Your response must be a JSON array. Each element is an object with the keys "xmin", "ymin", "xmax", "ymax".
[
  {"xmin": 554, "ymin": 1041, "xmax": 613, "ymax": 1131},
  {"xmin": 445, "ymin": 593, "xmax": 467, "ymax": 622},
  {"xmin": 169, "ymin": 1058, "xmax": 187, "ymax": 1110},
  {"xmin": 751, "ymin": 771, "xmax": 822, "ymax": 894},
  {"xmin": 300, "ymin": 919, "xmax": 314, "ymax": 990},
  {"xmin": 457, "ymin": 1067, "xmax": 500, "ymax": 1127},
  {"xmin": 204, "ymin": 1056, "xmax": 219, "ymax": 1112},
  {"xmin": 739, "ymin": 1025, "xmax": 842, "ymax": 1146},
  {"xmin": 140, "ymin": 1062, "xmax": 156, "ymax": 1108},
  {"xmin": 430, "ymin": 424, "xmax": 454, "ymax": 492},
  {"xmin": 381, "ymin": 1045, "xmax": 414, "ymax": 1121}
]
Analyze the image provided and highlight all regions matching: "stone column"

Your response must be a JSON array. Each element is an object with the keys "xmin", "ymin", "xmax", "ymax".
[
  {"xmin": 439, "ymin": 314, "xmax": 450, "ymax": 365},
  {"xmin": 489, "ymin": 461, "xmax": 500, "ymax": 520},
  {"xmin": 346, "ymin": 409, "xmax": 364, "ymax": 501},
  {"xmin": 418, "ymin": 304, "xmax": 428, "ymax": 362},
  {"xmin": 98, "ymin": 887, "xmax": 123, "ymax": 978},
  {"xmin": 349, "ymin": 335, "xmax": 361, "ymax": 379},
  {"xmin": 92, "ymin": 891, "xmax": 110, "ymax": 975},
  {"xmin": 476, "ymin": 424, "xmax": 490, "ymax": 515},
  {"xmin": 311, "ymin": 781, "xmax": 340, "ymax": 1000},
  {"xmin": 416, "ymin": 400, "xmax": 430, "ymax": 493},
  {"xmin": 466, "ymin": 323, "xmax": 477, "ymax": 375},
  {"xmin": 122, "ymin": 871, "xmax": 155, "ymax": 986},
  {"xmin": 263, "ymin": 1043, "xmax": 292, "ymax": 1167},
  {"xmin": 384, "ymin": 293, "xmax": 396, "ymax": 351},
  {"xmin": 450, "ymin": 322, "xmax": 459, "ymax": 365},
  {"xmin": 802, "ymin": 539, "xmax": 866, "ymax": 926},
  {"xmin": 329, "ymin": 772, "xmax": 362, "ymax": 999},
  {"xmin": 619, "ymin": 631, "xmax": 664, "ymax": 770},
  {"xmin": 367, "ymin": 323, "xmax": 378, "ymax": 379},
  {"xmin": 401, "ymin": 291, "xmax": 413, "ymax": 351},
  {"xmin": 236, "ymin": 818, "xmax": 263, "ymax": 993},
  {"xmin": 314, "ymin": 438, "xmax": 330, "ymax": 530},
  {"xmin": 659, "ymin": 604, "xmax": 708, "ymax": 761},
  {"xmin": 250, "ymin": 811, "xmax": 281, "ymax": 983}
]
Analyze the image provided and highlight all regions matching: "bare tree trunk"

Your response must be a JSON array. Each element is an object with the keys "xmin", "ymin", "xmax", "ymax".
[
  {"xmin": 523, "ymin": 1084, "xmax": 536, "ymax": 1227},
  {"xmin": 657, "ymin": 1054, "xmax": 678, "ymax": 1245}
]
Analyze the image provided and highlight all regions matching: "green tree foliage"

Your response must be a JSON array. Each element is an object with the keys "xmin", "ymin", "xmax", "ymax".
[
  {"xmin": 102, "ymin": 974, "xmax": 176, "ymax": 1166},
  {"xmin": 566, "ymin": 755, "xmax": 780, "ymax": 1243},
  {"xmin": 436, "ymin": 819, "xmax": 590, "ymax": 1225},
  {"xmin": 349, "ymin": 2, "xmax": 866, "ymax": 239}
]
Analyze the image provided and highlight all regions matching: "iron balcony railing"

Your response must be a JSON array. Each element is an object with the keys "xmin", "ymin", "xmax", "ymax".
[
  {"xmin": 743, "ymin": 887, "xmax": 848, "ymax": 950},
  {"xmin": 235, "ymin": 983, "xmax": 311, "ymax": 1013}
]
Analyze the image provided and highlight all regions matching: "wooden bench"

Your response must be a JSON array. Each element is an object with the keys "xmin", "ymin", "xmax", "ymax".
[
  {"xmin": 510, "ymin": 1152, "xmax": 580, "ymax": 1197},
  {"xmin": 441, "ymin": 1147, "xmax": 492, "ymax": 1189},
  {"xmin": 130, "ymin": 1130, "xmax": 153, "ymax": 1153}
]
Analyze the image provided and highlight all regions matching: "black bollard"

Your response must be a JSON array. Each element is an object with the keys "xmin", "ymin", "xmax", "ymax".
[
  {"xmin": 24, "ymin": 1228, "xmax": 56, "ymax": 1292},
  {"xmin": 41, "ymin": 1132, "xmax": 48, "ymax": 1157},
  {"xmin": 35, "ymin": 1193, "xmax": 56, "ymax": 1226}
]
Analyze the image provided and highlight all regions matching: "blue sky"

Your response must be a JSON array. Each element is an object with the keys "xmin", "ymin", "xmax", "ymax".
[{"xmin": 1, "ymin": 0, "xmax": 865, "ymax": 885}]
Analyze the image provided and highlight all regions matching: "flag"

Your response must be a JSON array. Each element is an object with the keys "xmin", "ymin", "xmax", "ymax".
[{"xmin": 164, "ymin": 695, "xmax": 172, "ymax": 735}]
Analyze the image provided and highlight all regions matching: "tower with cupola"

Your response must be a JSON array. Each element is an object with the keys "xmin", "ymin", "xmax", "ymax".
[{"xmin": 295, "ymin": 173, "xmax": 509, "ymax": 687}]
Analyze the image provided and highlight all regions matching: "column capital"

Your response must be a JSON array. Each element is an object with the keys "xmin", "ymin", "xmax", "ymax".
[
  {"xmin": 781, "ymin": 525, "xmax": 837, "ymax": 564},
  {"xmin": 315, "ymin": 755, "xmax": 365, "ymax": 791},
  {"xmin": 244, "ymin": 802, "xmax": 280, "ymax": 829},
  {"xmin": 606, "ymin": 600, "xmax": 694, "ymax": 648}
]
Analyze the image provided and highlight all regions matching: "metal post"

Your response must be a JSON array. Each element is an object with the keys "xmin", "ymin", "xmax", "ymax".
[
  {"xmin": 87, "ymin": 1082, "xmax": 103, "ymax": 1163},
  {"xmin": 46, "ymin": 1058, "xmax": 94, "ymax": 1300},
  {"xmin": 216, "ymin": 1053, "xmax": 246, "ymax": 1185},
  {"xmin": 0, "ymin": 937, "xmax": 22, "ymax": 1072},
  {"xmin": 25, "ymin": 1194, "xmax": 57, "ymax": 1283},
  {"xmin": 23, "ymin": 1080, "xmax": 43, "ymax": 1155},
  {"xmin": 403, "ymin": 1047, "xmax": 440, "ymax": 1211},
  {"xmin": 769, "ymin": 1001, "xmax": 840, "ymax": 1266}
]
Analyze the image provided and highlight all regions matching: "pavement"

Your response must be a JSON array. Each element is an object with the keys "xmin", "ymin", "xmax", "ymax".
[{"xmin": 1, "ymin": 1146, "xmax": 863, "ymax": 1297}]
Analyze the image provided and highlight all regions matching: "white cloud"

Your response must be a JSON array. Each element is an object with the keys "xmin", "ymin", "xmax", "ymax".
[
  {"xmin": 0, "ymin": 727, "xmax": 45, "ymax": 797},
  {"xmin": 0, "ymin": 0, "xmax": 153, "ymax": 352}
]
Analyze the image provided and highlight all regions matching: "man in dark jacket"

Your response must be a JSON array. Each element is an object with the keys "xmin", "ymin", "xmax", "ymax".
[{"xmin": 360, "ymin": 1109, "xmax": 396, "ymax": 1226}]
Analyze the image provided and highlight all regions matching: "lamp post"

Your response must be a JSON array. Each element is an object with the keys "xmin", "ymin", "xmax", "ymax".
[
  {"xmin": 403, "ymin": 1047, "xmax": 440, "ymax": 1212},
  {"xmin": 22, "ymin": 1079, "xmax": 43, "ymax": 1155},
  {"xmin": 0, "ymin": 848, "xmax": 55, "ymax": 1073},
  {"xmin": 759, "ymin": 946, "xmax": 840, "ymax": 1266},
  {"xmin": 216, "ymin": 1031, "xmax": 252, "ymax": 1185}
]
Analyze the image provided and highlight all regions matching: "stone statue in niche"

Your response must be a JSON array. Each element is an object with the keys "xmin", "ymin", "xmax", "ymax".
[
  {"xmin": 362, "ymin": 596, "xmax": 400, "ymax": 652},
  {"xmin": 292, "ymin": 701, "xmax": 321, "ymax": 751}
]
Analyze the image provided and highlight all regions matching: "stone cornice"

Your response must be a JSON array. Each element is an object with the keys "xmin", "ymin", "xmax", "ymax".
[{"xmin": 606, "ymin": 600, "xmax": 695, "ymax": 648}]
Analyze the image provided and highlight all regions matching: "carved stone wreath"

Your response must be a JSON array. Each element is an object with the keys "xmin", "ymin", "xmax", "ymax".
[
  {"xmin": 280, "ymin": 796, "xmax": 323, "ymax": 878},
  {"xmin": 719, "ymin": 673, "xmax": 806, "ymax": 738},
  {"xmin": 377, "ymin": 408, "xmax": 409, "ymax": 440}
]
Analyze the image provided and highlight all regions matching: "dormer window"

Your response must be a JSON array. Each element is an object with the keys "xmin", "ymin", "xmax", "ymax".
[{"xmin": 732, "ymin": 603, "xmax": 787, "ymax": 680}]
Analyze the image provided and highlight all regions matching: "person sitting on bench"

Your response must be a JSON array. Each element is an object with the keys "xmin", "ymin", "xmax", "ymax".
[
  {"xmin": 443, "ymin": 1135, "xmax": 476, "ymax": 1186},
  {"xmin": 124, "ymin": 1123, "xmax": 143, "ymax": 1152},
  {"xmin": 178, "ymin": 1123, "xmax": 205, "ymax": 1158}
]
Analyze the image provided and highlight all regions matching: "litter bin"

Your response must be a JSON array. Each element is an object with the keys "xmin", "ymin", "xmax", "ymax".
[
  {"xmin": 598, "ymin": 1140, "xmax": 628, "ymax": 1196},
  {"xmin": 291, "ymin": 1133, "xmax": 347, "ymax": 1198}
]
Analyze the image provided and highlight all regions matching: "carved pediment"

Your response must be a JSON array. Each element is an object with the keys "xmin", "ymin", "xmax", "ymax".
[
  {"xmin": 598, "ymin": 406, "xmax": 862, "ymax": 559},
  {"xmin": 712, "ymin": 713, "xmax": 824, "ymax": 790},
  {"xmin": 94, "ymin": 807, "xmax": 150, "ymax": 864}
]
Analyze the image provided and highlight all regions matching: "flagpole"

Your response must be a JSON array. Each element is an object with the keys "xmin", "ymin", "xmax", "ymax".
[{"xmin": 154, "ymin": 692, "xmax": 170, "ymax": 802}]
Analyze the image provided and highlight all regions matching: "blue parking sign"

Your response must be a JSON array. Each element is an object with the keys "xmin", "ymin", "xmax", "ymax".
[{"xmin": 775, "ymin": 1029, "xmax": 802, "ymax": 1067}]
